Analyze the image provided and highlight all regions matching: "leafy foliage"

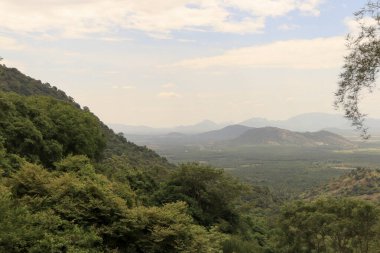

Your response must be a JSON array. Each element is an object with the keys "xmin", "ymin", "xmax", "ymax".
[
  {"xmin": 155, "ymin": 163, "xmax": 245, "ymax": 232},
  {"xmin": 277, "ymin": 198, "xmax": 379, "ymax": 253},
  {"xmin": 0, "ymin": 92, "xmax": 106, "ymax": 167},
  {"xmin": 0, "ymin": 160, "xmax": 226, "ymax": 252}
]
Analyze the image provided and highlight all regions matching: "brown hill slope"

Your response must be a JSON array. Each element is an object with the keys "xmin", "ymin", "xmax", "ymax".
[
  {"xmin": 304, "ymin": 168, "xmax": 380, "ymax": 202},
  {"xmin": 230, "ymin": 127, "xmax": 355, "ymax": 148}
]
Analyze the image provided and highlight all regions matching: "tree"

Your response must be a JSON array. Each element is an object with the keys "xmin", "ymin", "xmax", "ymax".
[
  {"xmin": 154, "ymin": 163, "xmax": 245, "ymax": 232},
  {"xmin": 277, "ymin": 198, "xmax": 379, "ymax": 253},
  {"xmin": 335, "ymin": 1, "xmax": 380, "ymax": 138}
]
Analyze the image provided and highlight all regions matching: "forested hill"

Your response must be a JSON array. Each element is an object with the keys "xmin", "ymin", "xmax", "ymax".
[
  {"xmin": 0, "ymin": 65, "xmax": 78, "ymax": 106},
  {"xmin": 0, "ymin": 64, "xmax": 173, "ymax": 173}
]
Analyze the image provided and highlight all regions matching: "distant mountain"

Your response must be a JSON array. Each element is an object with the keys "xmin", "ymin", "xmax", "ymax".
[
  {"xmin": 231, "ymin": 127, "xmax": 311, "ymax": 146},
  {"xmin": 229, "ymin": 127, "xmax": 355, "ymax": 148},
  {"xmin": 240, "ymin": 113, "xmax": 352, "ymax": 132},
  {"xmin": 302, "ymin": 130, "xmax": 355, "ymax": 148},
  {"xmin": 239, "ymin": 117, "xmax": 276, "ymax": 128},
  {"xmin": 240, "ymin": 113, "xmax": 380, "ymax": 136},
  {"xmin": 114, "ymin": 112, "xmax": 380, "ymax": 137},
  {"xmin": 284, "ymin": 113, "xmax": 351, "ymax": 132},
  {"xmin": 174, "ymin": 120, "xmax": 222, "ymax": 134},
  {"xmin": 124, "ymin": 124, "xmax": 356, "ymax": 149},
  {"xmin": 110, "ymin": 124, "xmax": 161, "ymax": 135},
  {"xmin": 110, "ymin": 120, "xmax": 228, "ymax": 135},
  {"xmin": 194, "ymin": 125, "xmax": 253, "ymax": 142}
]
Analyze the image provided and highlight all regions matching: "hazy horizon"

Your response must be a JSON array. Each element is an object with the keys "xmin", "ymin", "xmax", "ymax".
[
  {"xmin": 3, "ymin": 0, "xmax": 380, "ymax": 127},
  {"xmin": 108, "ymin": 111, "xmax": 347, "ymax": 128}
]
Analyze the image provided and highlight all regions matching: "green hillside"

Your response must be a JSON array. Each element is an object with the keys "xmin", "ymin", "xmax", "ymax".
[
  {"xmin": 0, "ymin": 64, "xmax": 173, "ymax": 174},
  {"xmin": 0, "ymin": 65, "xmax": 78, "ymax": 106}
]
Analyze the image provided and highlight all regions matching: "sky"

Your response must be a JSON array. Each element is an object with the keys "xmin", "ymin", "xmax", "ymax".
[{"xmin": 1, "ymin": 0, "xmax": 378, "ymax": 127}]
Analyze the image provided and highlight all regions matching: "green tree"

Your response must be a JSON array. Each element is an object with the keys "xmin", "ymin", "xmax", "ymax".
[
  {"xmin": 0, "ymin": 184, "xmax": 102, "ymax": 252},
  {"xmin": 0, "ymin": 92, "xmax": 106, "ymax": 167},
  {"xmin": 155, "ymin": 163, "xmax": 245, "ymax": 232},
  {"xmin": 277, "ymin": 198, "xmax": 379, "ymax": 253}
]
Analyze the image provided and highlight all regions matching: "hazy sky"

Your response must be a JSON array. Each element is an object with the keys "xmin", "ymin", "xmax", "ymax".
[{"xmin": 1, "ymin": 0, "xmax": 378, "ymax": 127}]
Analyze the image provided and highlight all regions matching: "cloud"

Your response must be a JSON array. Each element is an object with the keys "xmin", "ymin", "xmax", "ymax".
[
  {"xmin": 0, "ymin": 36, "xmax": 25, "ymax": 50},
  {"xmin": 158, "ymin": 92, "xmax": 181, "ymax": 98},
  {"xmin": 177, "ymin": 39, "xmax": 196, "ymax": 43},
  {"xmin": 171, "ymin": 36, "xmax": 346, "ymax": 69},
  {"xmin": 162, "ymin": 83, "xmax": 176, "ymax": 89},
  {"xmin": 0, "ymin": 0, "xmax": 323, "ymax": 38},
  {"xmin": 98, "ymin": 37, "xmax": 133, "ymax": 42},
  {"xmin": 278, "ymin": 24, "xmax": 300, "ymax": 31},
  {"xmin": 112, "ymin": 85, "xmax": 136, "ymax": 90},
  {"xmin": 122, "ymin": 85, "xmax": 136, "ymax": 90}
]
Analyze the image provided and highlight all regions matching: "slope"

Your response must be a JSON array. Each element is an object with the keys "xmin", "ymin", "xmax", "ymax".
[
  {"xmin": 304, "ymin": 168, "xmax": 380, "ymax": 202},
  {"xmin": 229, "ymin": 127, "xmax": 355, "ymax": 148},
  {"xmin": 0, "ymin": 64, "xmax": 173, "ymax": 172},
  {"xmin": 194, "ymin": 124, "xmax": 253, "ymax": 142}
]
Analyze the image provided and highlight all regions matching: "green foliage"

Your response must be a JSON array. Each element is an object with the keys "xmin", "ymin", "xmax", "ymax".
[
  {"xmin": 1, "ymin": 161, "xmax": 226, "ymax": 252},
  {"xmin": 0, "ymin": 92, "xmax": 106, "ymax": 166},
  {"xmin": 222, "ymin": 236, "xmax": 265, "ymax": 253},
  {"xmin": 277, "ymin": 198, "xmax": 379, "ymax": 253},
  {"xmin": 111, "ymin": 202, "xmax": 226, "ymax": 252},
  {"xmin": 97, "ymin": 154, "xmax": 159, "ymax": 204},
  {"xmin": 10, "ymin": 162, "xmax": 135, "ymax": 223},
  {"xmin": 0, "ymin": 184, "xmax": 102, "ymax": 252},
  {"xmin": 0, "ymin": 136, "xmax": 24, "ymax": 175},
  {"xmin": 102, "ymin": 130, "xmax": 174, "ymax": 176},
  {"xmin": 155, "ymin": 163, "xmax": 245, "ymax": 232}
]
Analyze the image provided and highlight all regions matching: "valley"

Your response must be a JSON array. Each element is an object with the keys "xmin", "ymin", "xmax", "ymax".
[
  {"xmin": 122, "ymin": 125, "xmax": 380, "ymax": 196},
  {"xmin": 3, "ymin": 1, "xmax": 380, "ymax": 251}
]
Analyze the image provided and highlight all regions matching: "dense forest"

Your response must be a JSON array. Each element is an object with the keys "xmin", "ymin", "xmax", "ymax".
[{"xmin": 0, "ymin": 63, "xmax": 380, "ymax": 253}]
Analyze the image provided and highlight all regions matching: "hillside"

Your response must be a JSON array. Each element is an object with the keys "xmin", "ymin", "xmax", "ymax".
[
  {"xmin": 195, "ymin": 124, "xmax": 253, "ymax": 142},
  {"xmin": 111, "ymin": 119, "xmax": 227, "ymax": 135},
  {"xmin": 305, "ymin": 168, "xmax": 380, "ymax": 202},
  {"xmin": 229, "ymin": 127, "xmax": 355, "ymax": 148},
  {"xmin": 0, "ymin": 64, "xmax": 173, "ymax": 173},
  {"xmin": 0, "ymin": 65, "xmax": 78, "ymax": 106}
]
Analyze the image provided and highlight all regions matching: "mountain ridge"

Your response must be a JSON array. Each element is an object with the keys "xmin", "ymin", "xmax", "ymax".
[
  {"xmin": 113, "ymin": 112, "xmax": 380, "ymax": 136},
  {"xmin": 228, "ymin": 127, "xmax": 355, "ymax": 148}
]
